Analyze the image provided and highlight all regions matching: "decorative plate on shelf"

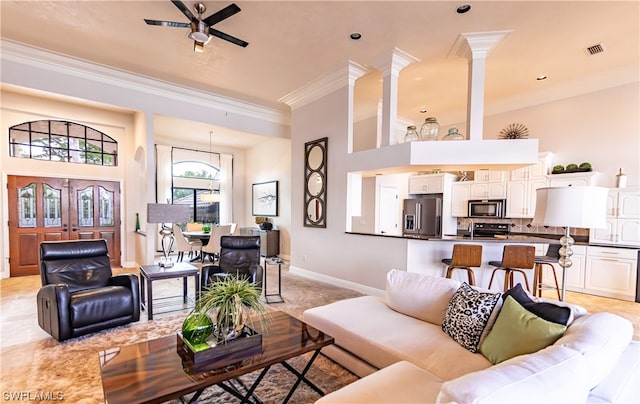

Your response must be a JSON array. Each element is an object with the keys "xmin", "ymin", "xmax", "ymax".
[{"xmin": 499, "ymin": 123, "xmax": 529, "ymax": 139}]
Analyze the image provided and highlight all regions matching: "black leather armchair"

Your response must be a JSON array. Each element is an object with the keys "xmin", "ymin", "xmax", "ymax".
[
  {"xmin": 201, "ymin": 236, "xmax": 263, "ymax": 291},
  {"xmin": 37, "ymin": 239, "xmax": 140, "ymax": 341}
]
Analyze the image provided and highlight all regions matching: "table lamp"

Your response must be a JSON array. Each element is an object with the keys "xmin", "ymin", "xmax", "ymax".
[
  {"xmin": 147, "ymin": 203, "xmax": 191, "ymax": 267},
  {"xmin": 531, "ymin": 186, "xmax": 608, "ymax": 301}
]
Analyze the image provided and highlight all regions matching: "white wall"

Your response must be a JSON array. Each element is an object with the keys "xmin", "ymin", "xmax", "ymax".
[
  {"xmin": 482, "ymin": 83, "xmax": 639, "ymax": 188},
  {"xmin": 290, "ymin": 88, "xmax": 409, "ymax": 292},
  {"xmin": 244, "ymin": 137, "xmax": 292, "ymax": 260},
  {"xmin": 289, "ymin": 80, "xmax": 639, "ymax": 292}
]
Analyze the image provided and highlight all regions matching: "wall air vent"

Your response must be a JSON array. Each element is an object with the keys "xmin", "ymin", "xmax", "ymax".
[{"xmin": 585, "ymin": 43, "xmax": 605, "ymax": 55}]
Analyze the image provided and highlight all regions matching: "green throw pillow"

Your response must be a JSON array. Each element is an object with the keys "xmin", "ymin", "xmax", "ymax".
[{"xmin": 479, "ymin": 295, "xmax": 567, "ymax": 364}]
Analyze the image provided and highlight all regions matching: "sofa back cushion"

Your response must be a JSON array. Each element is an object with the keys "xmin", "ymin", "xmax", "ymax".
[
  {"xmin": 385, "ymin": 269, "xmax": 460, "ymax": 326},
  {"xmin": 437, "ymin": 345, "xmax": 591, "ymax": 404},
  {"xmin": 554, "ymin": 312, "xmax": 633, "ymax": 390}
]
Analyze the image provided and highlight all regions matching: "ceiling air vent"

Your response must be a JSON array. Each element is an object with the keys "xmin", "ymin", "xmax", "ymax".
[{"xmin": 585, "ymin": 43, "xmax": 605, "ymax": 56}]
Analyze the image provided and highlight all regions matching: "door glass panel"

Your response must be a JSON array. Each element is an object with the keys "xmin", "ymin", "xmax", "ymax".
[
  {"xmin": 99, "ymin": 187, "xmax": 114, "ymax": 226},
  {"xmin": 77, "ymin": 187, "xmax": 94, "ymax": 227},
  {"xmin": 43, "ymin": 184, "xmax": 62, "ymax": 227},
  {"xmin": 18, "ymin": 183, "xmax": 37, "ymax": 228}
]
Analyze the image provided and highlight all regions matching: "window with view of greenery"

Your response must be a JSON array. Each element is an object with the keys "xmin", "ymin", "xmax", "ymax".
[
  {"xmin": 172, "ymin": 160, "xmax": 220, "ymax": 224},
  {"xmin": 9, "ymin": 120, "xmax": 117, "ymax": 166}
]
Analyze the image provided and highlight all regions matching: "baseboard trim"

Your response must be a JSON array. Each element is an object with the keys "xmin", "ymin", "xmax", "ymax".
[{"xmin": 289, "ymin": 266, "xmax": 384, "ymax": 298}]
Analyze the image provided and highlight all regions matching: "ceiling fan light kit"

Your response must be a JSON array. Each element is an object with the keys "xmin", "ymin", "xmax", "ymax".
[{"xmin": 144, "ymin": 1, "xmax": 248, "ymax": 52}]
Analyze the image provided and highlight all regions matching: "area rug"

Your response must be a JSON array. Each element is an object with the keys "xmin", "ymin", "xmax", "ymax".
[
  {"xmin": 25, "ymin": 312, "xmax": 357, "ymax": 403},
  {"xmin": 4, "ymin": 269, "xmax": 363, "ymax": 403}
]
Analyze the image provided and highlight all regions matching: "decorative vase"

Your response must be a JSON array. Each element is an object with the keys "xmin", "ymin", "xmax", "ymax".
[
  {"xmin": 182, "ymin": 311, "xmax": 214, "ymax": 345},
  {"xmin": 135, "ymin": 213, "xmax": 140, "ymax": 232},
  {"xmin": 259, "ymin": 222, "xmax": 272, "ymax": 230},
  {"xmin": 443, "ymin": 127, "xmax": 465, "ymax": 140},
  {"xmin": 403, "ymin": 125, "xmax": 420, "ymax": 142},
  {"xmin": 420, "ymin": 117, "xmax": 440, "ymax": 141}
]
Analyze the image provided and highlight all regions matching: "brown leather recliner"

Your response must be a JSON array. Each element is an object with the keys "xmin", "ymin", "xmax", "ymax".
[
  {"xmin": 201, "ymin": 236, "xmax": 263, "ymax": 291},
  {"xmin": 37, "ymin": 239, "xmax": 140, "ymax": 341}
]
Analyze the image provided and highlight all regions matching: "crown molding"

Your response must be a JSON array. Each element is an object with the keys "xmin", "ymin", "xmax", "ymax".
[
  {"xmin": 279, "ymin": 61, "xmax": 371, "ymax": 110},
  {"xmin": 448, "ymin": 30, "xmax": 512, "ymax": 60},
  {"xmin": 372, "ymin": 47, "xmax": 420, "ymax": 77},
  {"xmin": 0, "ymin": 40, "xmax": 288, "ymax": 126}
]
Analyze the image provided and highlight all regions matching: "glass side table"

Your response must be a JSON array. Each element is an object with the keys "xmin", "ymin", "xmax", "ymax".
[{"xmin": 264, "ymin": 257, "xmax": 285, "ymax": 304}]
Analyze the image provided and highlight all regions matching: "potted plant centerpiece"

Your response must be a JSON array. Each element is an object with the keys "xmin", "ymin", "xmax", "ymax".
[
  {"xmin": 181, "ymin": 275, "xmax": 267, "ymax": 354},
  {"xmin": 255, "ymin": 216, "xmax": 273, "ymax": 230}
]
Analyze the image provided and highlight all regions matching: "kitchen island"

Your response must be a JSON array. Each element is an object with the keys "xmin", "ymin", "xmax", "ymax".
[{"xmin": 406, "ymin": 236, "xmax": 638, "ymax": 303}]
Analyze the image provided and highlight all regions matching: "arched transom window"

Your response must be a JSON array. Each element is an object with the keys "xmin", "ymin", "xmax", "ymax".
[{"xmin": 9, "ymin": 120, "xmax": 118, "ymax": 166}]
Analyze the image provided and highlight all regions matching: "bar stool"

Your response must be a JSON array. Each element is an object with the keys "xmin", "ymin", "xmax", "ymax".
[
  {"xmin": 442, "ymin": 244, "xmax": 482, "ymax": 286},
  {"xmin": 533, "ymin": 244, "xmax": 562, "ymax": 300},
  {"xmin": 488, "ymin": 245, "xmax": 535, "ymax": 292}
]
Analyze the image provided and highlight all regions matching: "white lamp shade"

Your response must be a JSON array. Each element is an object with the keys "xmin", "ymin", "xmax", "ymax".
[
  {"xmin": 200, "ymin": 192, "xmax": 221, "ymax": 202},
  {"xmin": 531, "ymin": 186, "xmax": 608, "ymax": 229}
]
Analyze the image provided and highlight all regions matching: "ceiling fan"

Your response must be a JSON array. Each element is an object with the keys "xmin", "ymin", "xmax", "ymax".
[{"xmin": 144, "ymin": 1, "xmax": 248, "ymax": 52}]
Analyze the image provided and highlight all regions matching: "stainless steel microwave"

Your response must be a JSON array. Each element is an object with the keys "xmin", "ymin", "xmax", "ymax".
[{"xmin": 468, "ymin": 199, "xmax": 506, "ymax": 218}]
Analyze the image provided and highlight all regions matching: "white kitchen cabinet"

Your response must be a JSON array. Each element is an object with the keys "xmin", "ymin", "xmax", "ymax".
[
  {"xmin": 451, "ymin": 182, "xmax": 471, "ymax": 217},
  {"xmin": 470, "ymin": 181, "xmax": 507, "ymax": 199},
  {"xmin": 590, "ymin": 188, "xmax": 640, "ymax": 247},
  {"xmin": 505, "ymin": 177, "xmax": 548, "ymax": 218},
  {"xmin": 510, "ymin": 152, "xmax": 553, "ymax": 181},
  {"xmin": 584, "ymin": 246, "xmax": 638, "ymax": 301},
  {"xmin": 471, "ymin": 169, "xmax": 506, "ymax": 199},
  {"xmin": 475, "ymin": 169, "xmax": 506, "ymax": 183},
  {"xmin": 559, "ymin": 245, "xmax": 588, "ymax": 293},
  {"xmin": 409, "ymin": 174, "xmax": 445, "ymax": 194},
  {"xmin": 548, "ymin": 171, "xmax": 598, "ymax": 187}
]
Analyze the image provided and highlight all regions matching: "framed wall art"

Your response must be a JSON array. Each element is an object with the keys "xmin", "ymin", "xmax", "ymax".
[{"xmin": 252, "ymin": 180, "xmax": 279, "ymax": 217}]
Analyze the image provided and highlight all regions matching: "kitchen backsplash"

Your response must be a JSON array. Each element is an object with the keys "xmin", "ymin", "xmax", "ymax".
[{"xmin": 456, "ymin": 218, "xmax": 590, "ymax": 237}]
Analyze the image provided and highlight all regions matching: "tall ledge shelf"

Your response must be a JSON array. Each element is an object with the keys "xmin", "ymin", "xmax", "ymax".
[{"xmin": 347, "ymin": 138, "xmax": 539, "ymax": 175}]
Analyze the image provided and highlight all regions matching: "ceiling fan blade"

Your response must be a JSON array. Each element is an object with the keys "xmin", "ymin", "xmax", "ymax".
[
  {"xmin": 171, "ymin": 0, "xmax": 197, "ymax": 22},
  {"xmin": 209, "ymin": 27, "xmax": 248, "ymax": 47},
  {"xmin": 144, "ymin": 19, "xmax": 190, "ymax": 28},
  {"xmin": 202, "ymin": 3, "xmax": 241, "ymax": 27}
]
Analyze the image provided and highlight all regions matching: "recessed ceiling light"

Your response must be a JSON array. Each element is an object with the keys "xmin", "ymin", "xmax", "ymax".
[
  {"xmin": 350, "ymin": 32, "xmax": 362, "ymax": 40},
  {"xmin": 420, "ymin": 108, "xmax": 428, "ymax": 113},
  {"xmin": 536, "ymin": 75, "xmax": 548, "ymax": 81},
  {"xmin": 456, "ymin": 4, "xmax": 471, "ymax": 14}
]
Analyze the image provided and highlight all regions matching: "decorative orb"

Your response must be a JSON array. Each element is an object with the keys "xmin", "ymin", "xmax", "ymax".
[{"xmin": 182, "ymin": 312, "xmax": 213, "ymax": 345}]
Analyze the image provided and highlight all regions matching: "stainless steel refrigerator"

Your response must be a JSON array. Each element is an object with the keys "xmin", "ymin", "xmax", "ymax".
[{"xmin": 402, "ymin": 197, "xmax": 442, "ymax": 239}]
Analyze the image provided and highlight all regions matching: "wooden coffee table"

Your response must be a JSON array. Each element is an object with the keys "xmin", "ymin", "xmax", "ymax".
[{"xmin": 99, "ymin": 311, "xmax": 334, "ymax": 403}]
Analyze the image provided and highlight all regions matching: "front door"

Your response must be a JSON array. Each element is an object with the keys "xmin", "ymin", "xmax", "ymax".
[{"xmin": 8, "ymin": 175, "xmax": 121, "ymax": 276}]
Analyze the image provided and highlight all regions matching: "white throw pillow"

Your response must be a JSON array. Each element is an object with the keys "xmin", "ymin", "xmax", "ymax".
[{"xmin": 385, "ymin": 269, "xmax": 460, "ymax": 326}]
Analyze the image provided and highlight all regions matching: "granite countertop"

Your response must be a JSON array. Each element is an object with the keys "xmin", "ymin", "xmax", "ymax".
[{"xmin": 440, "ymin": 234, "xmax": 579, "ymax": 244}]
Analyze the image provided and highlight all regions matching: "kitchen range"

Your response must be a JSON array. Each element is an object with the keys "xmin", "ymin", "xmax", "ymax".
[{"xmin": 470, "ymin": 222, "xmax": 511, "ymax": 239}]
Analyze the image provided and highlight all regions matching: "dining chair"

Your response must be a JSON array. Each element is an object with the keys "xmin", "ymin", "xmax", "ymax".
[
  {"xmin": 201, "ymin": 224, "xmax": 233, "ymax": 263},
  {"xmin": 172, "ymin": 224, "xmax": 199, "ymax": 262},
  {"xmin": 186, "ymin": 222, "xmax": 203, "ymax": 232}
]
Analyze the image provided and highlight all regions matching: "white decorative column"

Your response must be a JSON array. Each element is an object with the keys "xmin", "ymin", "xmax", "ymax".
[
  {"xmin": 373, "ymin": 48, "xmax": 420, "ymax": 147},
  {"xmin": 449, "ymin": 31, "xmax": 512, "ymax": 141},
  {"xmin": 347, "ymin": 61, "xmax": 371, "ymax": 154}
]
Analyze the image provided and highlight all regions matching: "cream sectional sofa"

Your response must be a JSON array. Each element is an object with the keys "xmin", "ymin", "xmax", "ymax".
[{"xmin": 302, "ymin": 269, "xmax": 639, "ymax": 403}]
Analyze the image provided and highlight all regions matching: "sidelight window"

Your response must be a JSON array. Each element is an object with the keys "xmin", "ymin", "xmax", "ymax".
[{"xmin": 9, "ymin": 120, "xmax": 118, "ymax": 166}]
